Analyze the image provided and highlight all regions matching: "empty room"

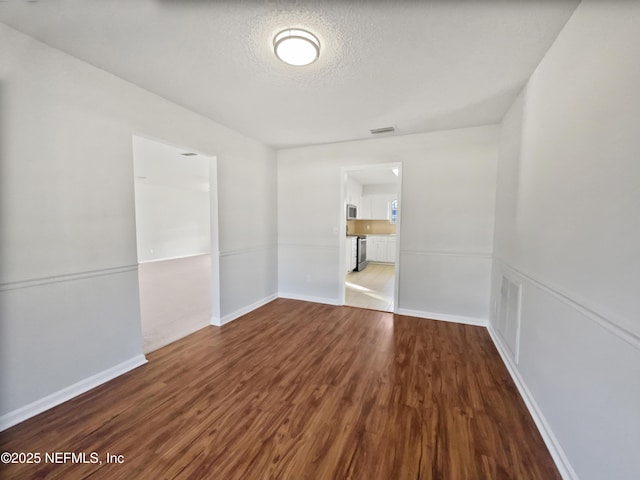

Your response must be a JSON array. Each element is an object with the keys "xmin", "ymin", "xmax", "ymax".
[{"xmin": 1, "ymin": 1, "xmax": 638, "ymax": 479}]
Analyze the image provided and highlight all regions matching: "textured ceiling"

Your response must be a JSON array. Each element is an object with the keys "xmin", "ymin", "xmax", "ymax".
[{"xmin": 0, "ymin": 0, "xmax": 580, "ymax": 148}]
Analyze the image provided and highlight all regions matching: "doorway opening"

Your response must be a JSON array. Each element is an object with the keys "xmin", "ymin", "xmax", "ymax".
[
  {"xmin": 341, "ymin": 164, "xmax": 402, "ymax": 313},
  {"xmin": 132, "ymin": 135, "xmax": 217, "ymax": 353}
]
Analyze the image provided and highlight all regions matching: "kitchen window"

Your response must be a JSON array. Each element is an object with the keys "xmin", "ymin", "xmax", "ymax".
[{"xmin": 390, "ymin": 199, "xmax": 398, "ymax": 224}]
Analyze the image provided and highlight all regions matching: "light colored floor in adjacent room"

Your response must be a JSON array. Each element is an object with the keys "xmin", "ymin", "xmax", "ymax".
[
  {"xmin": 137, "ymin": 254, "xmax": 212, "ymax": 353},
  {"xmin": 345, "ymin": 263, "xmax": 395, "ymax": 312}
]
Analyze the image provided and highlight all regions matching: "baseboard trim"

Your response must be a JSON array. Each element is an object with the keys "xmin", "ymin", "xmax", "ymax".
[
  {"xmin": 277, "ymin": 292, "xmax": 341, "ymax": 306},
  {"xmin": 210, "ymin": 294, "xmax": 278, "ymax": 327},
  {"xmin": 396, "ymin": 308, "xmax": 488, "ymax": 327},
  {"xmin": 486, "ymin": 325, "xmax": 577, "ymax": 480},
  {"xmin": 0, "ymin": 354, "xmax": 147, "ymax": 432}
]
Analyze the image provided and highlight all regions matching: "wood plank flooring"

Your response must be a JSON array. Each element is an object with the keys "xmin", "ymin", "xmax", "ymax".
[{"xmin": 0, "ymin": 299, "xmax": 560, "ymax": 479}]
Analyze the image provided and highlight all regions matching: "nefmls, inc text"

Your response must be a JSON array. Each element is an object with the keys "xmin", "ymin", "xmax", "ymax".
[{"xmin": 46, "ymin": 452, "xmax": 100, "ymax": 464}]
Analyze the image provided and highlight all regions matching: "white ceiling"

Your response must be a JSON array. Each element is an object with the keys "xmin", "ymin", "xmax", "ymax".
[
  {"xmin": 349, "ymin": 168, "xmax": 399, "ymax": 186},
  {"xmin": 0, "ymin": 0, "xmax": 579, "ymax": 149}
]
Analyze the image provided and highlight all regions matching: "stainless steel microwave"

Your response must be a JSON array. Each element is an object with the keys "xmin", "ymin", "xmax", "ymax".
[{"xmin": 346, "ymin": 204, "xmax": 357, "ymax": 220}]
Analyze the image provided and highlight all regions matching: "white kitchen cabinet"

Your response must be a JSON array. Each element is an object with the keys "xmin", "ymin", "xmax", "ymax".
[
  {"xmin": 356, "ymin": 196, "xmax": 368, "ymax": 219},
  {"xmin": 351, "ymin": 239, "xmax": 358, "ymax": 271},
  {"xmin": 367, "ymin": 235, "xmax": 396, "ymax": 263},
  {"xmin": 345, "ymin": 236, "xmax": 357, "ymax": 273},
  {"xmin": 386, "ymin": 236, "xmax": 397, "ymax": 263},
  {"xmin": 359, "ymin": 194, "xmax": 397, "ymax": 220},
  {"xmin": 346, "ymin": 194, "xmax": 360, "ymax": 211},
  {"xmin": 368, "ymin": 236, "xmax": 381, "ymax": 262},
  {"xmin": 371, "ymin": 196, "xmax": 390, "ymax": 219},
  {"xmin": 358, "ymin": 196, "xmax": 379, "ymax": 219}
]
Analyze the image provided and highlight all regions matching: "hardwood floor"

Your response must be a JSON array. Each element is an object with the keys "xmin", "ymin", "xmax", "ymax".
[
  {"xmin": 345, "ymin": 263, "xmax": 395, "ymax": 312},
  {"xmin": 0, "ymin": 299, "xmax": 559, "ymax": 479}
]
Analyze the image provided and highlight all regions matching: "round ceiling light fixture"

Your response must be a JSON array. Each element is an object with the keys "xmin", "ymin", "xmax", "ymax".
[{"xmin": 274, "ymin": 29, "xmax": 320, "ymax": 66}]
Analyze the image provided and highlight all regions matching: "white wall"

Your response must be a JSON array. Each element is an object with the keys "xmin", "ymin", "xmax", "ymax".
[
  {"xmin": 278, "ymin": 125, "xmax": 498, "ymax": 322},
  {"xmin": 363, "ymin": 183, "xmax": 397, "ymax": 195},
  {"xmin": 490, "ymin": 1, "xmax": 640, "ymax": 478},
  {"xmin": 0, "ymin": 24, "xmax": 277, "ymax": 426},
  {"xmin": 132, "ymin": 136, "xmax": 211, "ymax": 263},
  {"xmin": 134, "ymin": 182, "xmax": 210, "ymax": 262}
]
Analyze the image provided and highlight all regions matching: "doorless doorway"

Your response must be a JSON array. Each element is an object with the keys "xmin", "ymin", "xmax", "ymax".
[
  {"xmin": 132, "ymin": 135, "xmax": 217, "ymax": 352},
  {"xmin": 340, "ymin": 163, "xmax": 402, "ymax": 312}
]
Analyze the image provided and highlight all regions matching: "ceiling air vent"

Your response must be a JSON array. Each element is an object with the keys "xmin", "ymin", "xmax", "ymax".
[
  {"xmin": 181, "ymin": 152, "xmax": 197, "ymax": 156},
  {"xmin": 370, "ymin": 126, "xmax": 395, "ymax": 135}
]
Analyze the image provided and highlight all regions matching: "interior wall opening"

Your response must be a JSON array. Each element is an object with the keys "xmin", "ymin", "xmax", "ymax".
[
  {"xmin": 132, "ymin": 135, "xmax": 216, "ymax": 353},
  {"xmin": 342, "ymin": 164, "xmax": 402, "ymax": 313}
]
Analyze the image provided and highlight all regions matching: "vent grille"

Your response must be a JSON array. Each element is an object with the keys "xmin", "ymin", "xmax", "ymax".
[
  {"xmin": 498, "ymin": 275, "xmax": 522, "ymax": 363},
  {"xmin": 181, "ymin": 152, "xmax": 197, "ymax": 156},
  {"xmin": 370, "ymin": 126, "xmax": 395, "ymax": 135}
]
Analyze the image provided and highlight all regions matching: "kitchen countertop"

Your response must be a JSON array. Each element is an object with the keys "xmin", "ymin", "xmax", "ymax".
[{"xmin": 347, "ymin": 233, "xmax": 396, "ymax": 237}]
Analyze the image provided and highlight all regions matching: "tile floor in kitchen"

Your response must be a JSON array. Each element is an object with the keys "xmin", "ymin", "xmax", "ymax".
[{"xmin": 345, "ymin": 263, "xmax": 395, "ymax": 312}]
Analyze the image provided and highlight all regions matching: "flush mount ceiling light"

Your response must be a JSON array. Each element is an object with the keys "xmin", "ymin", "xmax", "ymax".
[{"xmin": 274, "ymin": 29, "xmax": 320, "ymax": 66}]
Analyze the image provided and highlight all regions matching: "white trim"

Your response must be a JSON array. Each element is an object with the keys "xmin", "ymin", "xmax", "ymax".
[
  {"xmin": 339, "ymin": 161, "xmax": 404, "ymax": 311},
  {"xmin": 402, "ymin": 250, "xmax": 493, "ymax": 259},
  {"xmin": 0, "ymin": 265, "xmax": 138, "ymax": 291},
  {"xmin": 396, "ymin": 308, "xmax": 488, "ymax": 327},
  {"xmin": 211, "ymin": 294, "xmax": 278, "ymax": 327},
  {"xmin": 338, "ymin": 167, "xmax": 348, "ymax": 306},
  {"xmin": 278, "ymin": 292, "xmax": 341, "ymax": 306},
  {"xmin": 137, "ymin": 252, "xmax": 210, "ymax": 264},
  {"xmin": 219, "ymin": 245, "xmax": 277, "ymax": 257},
  {"xmin": 278, "ymin": 243, "xmax": 338, "ymax": 250},
  {"xmin": 0, "ymin": 355, "xmax": 147, "ymax": 432},
  {"xmin": 487, "ymin": 325, "xmax": 578, "ymax": 480},
  {"xmin": 392, "ymin": 169, "xmax": 402, "ymax": 315},
  {"xmin": 494, "ymin": 257, "xmax": 640, "ymax": 351}
]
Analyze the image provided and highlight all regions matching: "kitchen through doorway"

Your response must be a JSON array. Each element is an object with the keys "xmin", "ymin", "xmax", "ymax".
[{"xmin": 342, "ymin": 164, "xmax": 401, "ymax": 313}]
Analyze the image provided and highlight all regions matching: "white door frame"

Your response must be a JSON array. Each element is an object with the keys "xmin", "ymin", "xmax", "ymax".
[{"xmin": 338, "ymin": 162, "xmax": 403, "ymax": 312}]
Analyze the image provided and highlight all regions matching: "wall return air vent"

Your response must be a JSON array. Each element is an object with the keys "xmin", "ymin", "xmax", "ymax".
[
  {"xmin": 370, "ymin": 126, "xmax": 395, "ymax": 135},
  {"xmin": 498, "ymin": 275, "xmax": 522, "ymax": 363}
]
